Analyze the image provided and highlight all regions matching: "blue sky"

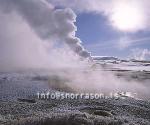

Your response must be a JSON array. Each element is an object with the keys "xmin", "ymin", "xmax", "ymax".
[{"xmin": 76, "ymin": 12, "xmax": 150, "ymax": 59}]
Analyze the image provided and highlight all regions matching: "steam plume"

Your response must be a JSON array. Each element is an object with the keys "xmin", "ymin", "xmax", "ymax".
[{"xmin": 0, "ymin": 0, "xmax": 90, "ymax": 58}]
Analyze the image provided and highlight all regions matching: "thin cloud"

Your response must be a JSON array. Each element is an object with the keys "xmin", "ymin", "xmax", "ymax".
[{"xmin": 86, "ymin": 37, "xmax": 150, "ymax": 50}]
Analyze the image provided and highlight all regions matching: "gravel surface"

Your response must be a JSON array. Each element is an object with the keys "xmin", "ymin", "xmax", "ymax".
[{"xmin": 0, "ymin": 71, "xmax": 150, "ymax": 125}]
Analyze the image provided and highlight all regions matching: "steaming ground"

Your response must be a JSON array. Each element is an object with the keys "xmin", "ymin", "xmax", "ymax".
[{"xmin": 0, "ymin": 59, "xmax": 150, "ymax": 125}]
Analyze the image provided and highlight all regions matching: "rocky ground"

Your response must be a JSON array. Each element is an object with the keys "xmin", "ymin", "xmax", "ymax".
[{"xmin": 0, "ymin": 96, "xmax": 150, "ymax": 125}]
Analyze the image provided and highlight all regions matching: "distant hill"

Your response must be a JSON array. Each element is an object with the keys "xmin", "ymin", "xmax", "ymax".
[
  {"xmin": 92, "ymin": 56, "xmax": 120, "ymax": 61},
  {"xmin": 92, "ymin": 56, "xmax": 150, "ymax": 64}
]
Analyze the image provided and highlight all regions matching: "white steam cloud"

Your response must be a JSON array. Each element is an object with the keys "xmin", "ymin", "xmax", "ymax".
[
  {"xmin": 129, "ymin": 48, "xmax": 150, "ymax": 60},
  {"xmin": 0, "ymin": 0, "xmax": 91, "ymax": 71},
  {"xmin": 0, "ymin": 0, "xmax": 90, "ymax": 60}
]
